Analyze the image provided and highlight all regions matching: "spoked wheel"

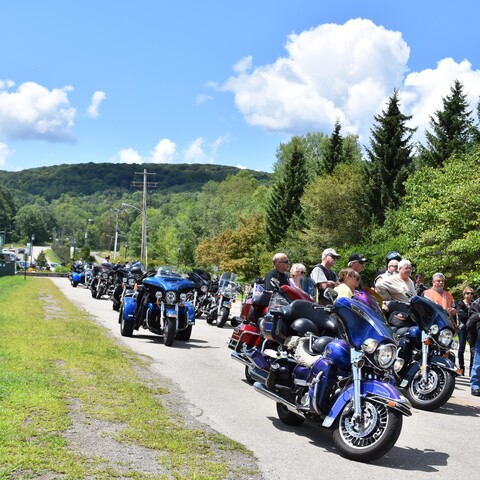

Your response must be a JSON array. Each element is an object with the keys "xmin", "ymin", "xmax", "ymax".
[
  {"xmin": 216, "ymin": 307, "xmax": 230, "ymax": 328},
  {"xmin": 332, "ymin": 399, "xmax": 403, "ymax": 462},
  {"xmin": 405, "ymin": 366, "xmax": 456, "ymax": 411},
  {"xmin": 163, "ymin": 317, "xmax": 176, "ymax": 347},
  {"xmin": 276, "ymin": 403, "xmax": 305, "ymax": 426}
]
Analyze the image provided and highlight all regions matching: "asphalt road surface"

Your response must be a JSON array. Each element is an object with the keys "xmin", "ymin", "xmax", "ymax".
[{"xmin": 49, "ymin": 277, "xmax": 479, "ymax": 480}]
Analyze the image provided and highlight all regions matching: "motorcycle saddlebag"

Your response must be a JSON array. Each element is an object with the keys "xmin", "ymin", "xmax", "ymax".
[{"xmin": 228, "ymin": 323, "xmax": 261, "ymax": 351}]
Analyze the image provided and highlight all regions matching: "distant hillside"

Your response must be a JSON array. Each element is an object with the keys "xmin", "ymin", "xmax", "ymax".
[{"xmin": 0, "ymin": 162, "xmax": 271, "ymax": 201}]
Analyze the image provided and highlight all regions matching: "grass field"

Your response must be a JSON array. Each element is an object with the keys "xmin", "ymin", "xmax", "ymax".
[{"xmin": 0, "ymin": 276, "xmax": 258, "ymax": 479}]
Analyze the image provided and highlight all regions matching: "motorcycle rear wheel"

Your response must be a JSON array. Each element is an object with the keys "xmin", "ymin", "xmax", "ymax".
[
  {"xmin": 206, "ymin": 313, "xmax": 215, "ymax": 324},
  {"xmin": 72, "ymin": 281, "xmax": 78, "ymax": 288},
  {"xmin": 332, "ymin": 399, "xmax": 403, "ymax": 462},
  {"xmin": 119, "ymin": 305, "xmax": 134, "ymax": 337},
  {"xmin": 163, "ymin": 317, "xmax": 176, "ymax": 347},
  {"xmin": 216, "ymin": 307, "xmax": 230, "ymax": 328},
  {"xmin": 276, "ymin": 403, "xmax": 305, "ymax": 426},
  {"xmin": 176, "ymin": 325, "xmax": 192, "ymax": 341},
  {"xmin": 405, "ymin": 366, "xmax": 456, "ymax": 411}
]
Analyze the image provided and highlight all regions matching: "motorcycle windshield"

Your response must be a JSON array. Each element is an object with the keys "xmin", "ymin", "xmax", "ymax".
[
  {"xmin": 218, "ymin": 272, "xmax": 238, "ymax": 295},
  {"xmin": 410, "ymin": 295, "xmax": 454, "ymax": 331},
  {"xmin": 334, "ymin": 296, "xmax": 395, "ymax": 349}
]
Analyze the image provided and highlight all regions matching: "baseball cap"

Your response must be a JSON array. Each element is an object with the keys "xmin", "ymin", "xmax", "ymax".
[
  {"xmin": 322, "ymin": 248, "xmax": 340, "ymax": 258},
  {"xmin": 348, "ymin": 253, "xmax": 367, "ymax": 263}
]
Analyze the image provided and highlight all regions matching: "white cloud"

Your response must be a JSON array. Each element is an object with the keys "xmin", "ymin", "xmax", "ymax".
[
  {"xmin": 117, "ymin": 147, "xmax": 143, "ymax": 164},
  {"xmin": 86, "ymin": 90, "xmax": 106, "ymax": 118},
  {"xmin": 222, "ymin": 18, "xmax": 480, "ymax": 147},
  {"xmin": 150, "ymin": 139, "xmax": 177, "ymax": 163},
  {"xmin": 0, "ymin": 142, "xmax": 14, "ymax": 167},
  {"xmin": 195, "ymin": 94, "xmax": 213, "ymax": 105},
  {"xmin": 183, "ymin": 134, "xmax": 229, "ymax": 163},
  {"xmin": 0, "ymin": 81, "xmax": 76, "ymax": 141}
]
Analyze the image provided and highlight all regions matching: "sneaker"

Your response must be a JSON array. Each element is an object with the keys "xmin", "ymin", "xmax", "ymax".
[{"xmin": 471, "ymin": 389, "xmax": 480, "ymax": 397}]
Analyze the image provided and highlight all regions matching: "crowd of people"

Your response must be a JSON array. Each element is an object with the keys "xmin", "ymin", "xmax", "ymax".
[{"xmin": 264, "ymin": 249, "xmax": 480, "ymax": 397}]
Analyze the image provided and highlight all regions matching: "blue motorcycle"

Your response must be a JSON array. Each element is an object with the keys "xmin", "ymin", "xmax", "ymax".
[
  {"xmin": 395, "ymin": 295, "xmax": 460, "ymax": 411},
  {"xmin": 120, "ymin": 266, "xmax": 196, "ymax": 347},
  {"xmin": 245, "ymin": 290, "xmax": 411, "ymax": 462}
]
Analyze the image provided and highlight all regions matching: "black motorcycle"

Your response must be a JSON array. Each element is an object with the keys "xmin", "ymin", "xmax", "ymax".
[
  {"xmin": 111, "ymin": 261, "xmax": 144, "ymax": 311},
  {"xmin": 394, "ymin": 296, "xmax": 460, "ymax": 410},
  {"xmin": 90, "ymin": 262, "xmax": 115, "ymax": 299},
  {"xmin": 186, "ymin": 269, "xmax": 213, "ymax": 318}
]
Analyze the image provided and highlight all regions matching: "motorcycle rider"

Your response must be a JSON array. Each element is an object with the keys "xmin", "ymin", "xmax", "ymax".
[
  {"xmin": 372, "ymin": 251, "xmax": 402, "ymax": 287},
  {"xmin": 466, "ymin": 295, "xmax": 480, "ymax": 395},
  {"xmin": 264, "ymin": 253, "xmax": 290, "ymax": 290}
]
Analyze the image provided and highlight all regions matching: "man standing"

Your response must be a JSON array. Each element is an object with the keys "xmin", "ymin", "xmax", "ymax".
[
  {"xmin": 348, "ymin": 252, "xmax": 367, "ymax": 275},
  {"xmin": 423, "ymin": 273, "xmax": 457, "ymax": 323},
  {"xmin": 264, "ymin": 252, "xmax": 290, "ymax": 290},
  {"xmin": 310, "ymin": 248, "xmax": 340, "ymax": 303},
  {"xmin": 466, "ymin": 296, "xmax": 480, "ymax": 396}
]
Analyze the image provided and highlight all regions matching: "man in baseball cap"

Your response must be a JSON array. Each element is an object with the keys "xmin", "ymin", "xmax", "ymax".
[
  {"xmin": 348, "ymin": 253, "xmax": 367, "ymax": 288},
  {"xmin": 310, "ymin": 248, "xmax": 340, "ymax": 303}
]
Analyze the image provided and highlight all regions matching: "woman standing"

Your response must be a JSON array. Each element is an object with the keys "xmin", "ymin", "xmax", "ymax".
[{"xmin": 457, "ymin": 286, "xmax": 475, "ymax": 376}]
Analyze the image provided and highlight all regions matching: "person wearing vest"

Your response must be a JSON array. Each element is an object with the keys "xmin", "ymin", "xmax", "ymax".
[{"xmin": 310, "ymin": 248, "xmax": 339, "ymax": 304}]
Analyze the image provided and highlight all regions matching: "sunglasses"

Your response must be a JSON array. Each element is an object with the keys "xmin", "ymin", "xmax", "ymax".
[
  {"xmin": 466, "ymin": 292, "xmax": 474, "ymax": 295},
  {"xmin": 277, "ymin": 260, "xmax": 289, "ymax": 264},
  {"xmin": 297, "ymin": 271, "xmax": 306, "ymax": 274}
]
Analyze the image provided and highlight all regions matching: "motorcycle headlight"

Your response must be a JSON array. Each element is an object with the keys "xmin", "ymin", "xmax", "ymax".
[
  {"xmin": 155, "ymin": 291, "xmax": 163, "ymax": 300},
  {"xmin": 179, "ymin": 293, "xmax": 187, "ymax": 301},
  {"xmin": 102, "ymin": 272, "xmax": 109, "ymax": 279},
  {"xmin": 127, "ymin": 278, "xmax": 136, "ymax": 287},
  {"xmin": 166, "ymin": 291, "xmax": 177, "ymax": 303},
  {"xmin": 430, "ymin": 324, "xmax": 439, "ymax": 335},
  {"xmin": 438, "ymin": 329, "xmax": 453, "ymax": 347},
  {"xmin": 375, "ymin": 343, "xmax": 397, "ymax": 369},
  {"xmin": 200, "ymin": 285, "xmax": 208, "ymax": 293},
  {"xmin": 362, "ymin": 338, "xmax": 378, "ymax": 354},
  {"xmin": 451, "ymin": 339, "xmax": 459, "ymax": 350},
  {"xmin": 393, "ymin": 357, "xmax": 405, "ymax": 373}
]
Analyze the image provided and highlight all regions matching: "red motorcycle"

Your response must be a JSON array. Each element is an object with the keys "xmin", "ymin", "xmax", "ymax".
[{"xmin": 228, "ymin": 280, "xmax": 313, "ymax": 384}]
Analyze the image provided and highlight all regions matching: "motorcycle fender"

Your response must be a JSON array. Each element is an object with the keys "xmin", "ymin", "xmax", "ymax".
[
  {"xmin": 323, "ymin": 380, "xmax": 411, "ymax": 428},
  {"xmin": 183, "ymin": 301, "xmax": 195, "ymax": 325},
  {"xmin": 222, "ymin": 300, "xmax": 232, "ymax": 309},
  {"xmin": 121, "ymin": 296, "xmax": 137, "ymax": 323},
  {"xmin": 165, "ymin": 306, "xmax": 177, "ymax": 318},
  {"xmin": 72, "ymin": 272, "xmax": 80, "ymax": 283}
]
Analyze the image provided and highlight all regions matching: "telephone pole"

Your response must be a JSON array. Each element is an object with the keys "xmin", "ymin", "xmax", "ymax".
[{"xmin": 131, "ymin": 169, "xmax": 157, "ymax": 267}]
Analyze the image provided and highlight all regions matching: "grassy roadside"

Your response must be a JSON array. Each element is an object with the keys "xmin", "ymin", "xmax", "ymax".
[{"xmin": 0, "ymin": 277, "xmax": 259, "ymax": 479}]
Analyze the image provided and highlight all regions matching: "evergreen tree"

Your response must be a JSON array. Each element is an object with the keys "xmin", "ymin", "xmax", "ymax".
[
  {"xmin": 324, "ymin": 120, "xmax": 343, "ymax": 174},
  {"xmin": 365, "ymin": 90, "xmax": 416, "ymax": 225},
  {"xmin": 423, "ymin": 80, "xmax": 475, "ymax": 167},
  {"xmin": 265, "ymin": 137, "xmax": 309, "ymax": 248}
]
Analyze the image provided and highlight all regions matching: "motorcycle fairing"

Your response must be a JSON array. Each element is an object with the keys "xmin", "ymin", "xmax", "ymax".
[
  {"xmin": 72, "ymin": 272, "xmax": 81, "ymax": 283},
  {"xmin": 322, "ymin": 379, "xmax": 412, "ymax": 427}
]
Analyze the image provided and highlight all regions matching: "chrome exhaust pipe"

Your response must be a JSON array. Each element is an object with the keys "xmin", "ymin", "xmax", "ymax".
[
  {"xmin": 253, "ymin": 382, "xmax": 305, "ymax": 417},
  {"xmin": 231, "ymin": 351, "xmax": 255, "ymax": 367}
]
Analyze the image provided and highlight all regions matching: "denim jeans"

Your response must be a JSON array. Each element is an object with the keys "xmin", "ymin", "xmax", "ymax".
[
  {"xmin": 458, "ymin": 326, "xmax": 474, "ymax": 371},
  {"xmin": 470, "ymin": 338, "xmax": 480, "ymax": 391}
]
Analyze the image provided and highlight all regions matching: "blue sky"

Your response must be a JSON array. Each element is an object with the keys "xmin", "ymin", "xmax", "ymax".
[{"xmin": 1, "ymin": 0, "xmax": 479, "ymax": 173}]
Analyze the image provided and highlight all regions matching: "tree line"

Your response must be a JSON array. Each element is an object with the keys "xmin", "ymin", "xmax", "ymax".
[{"xmin": 2, "ymin": 80, "xmax": 480, "ymax": 292}]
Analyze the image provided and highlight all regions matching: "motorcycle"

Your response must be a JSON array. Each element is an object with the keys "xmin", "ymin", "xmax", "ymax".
[
  {"xmin": 229, "ymin": 280, "xmax": 314, "ymax": 384},
  {"xmin": 394, "ymin": 295, "xmax": 460, "ymax": 411},
  {"xmin": 120, "ymin": 266, "xmax": 196, "ymax": 347},
  {"xmin": 111, "ymin": 261, "xmax": 145, "ymax": 312},
  {"xmin": 241, "ymin": 289, "xmax": 411, "ymax": 462},
  {"xmin": 69, "ymin": 260, "xmax": 86, "ymax": 287},
  {"xmin": 186, "ymin": 269, "xmax": 214, "ymax": 318},
  {"xmin": 90, "ymin": 262, "xmax": 115, "ymax": 299},
  {"xmin": 206, "ymin": 272, "xmax": 239, "ymax": 328}
]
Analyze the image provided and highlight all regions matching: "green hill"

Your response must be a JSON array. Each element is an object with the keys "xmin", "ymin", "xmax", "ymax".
[{"xmin": 0, "ymin": 162, "xmax": 271, "ymax": 201}]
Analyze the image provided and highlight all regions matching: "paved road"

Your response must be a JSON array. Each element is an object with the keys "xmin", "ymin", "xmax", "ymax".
[{"xmin": 49, "ymin": 277, "xmax": 479, "ymax": 480}]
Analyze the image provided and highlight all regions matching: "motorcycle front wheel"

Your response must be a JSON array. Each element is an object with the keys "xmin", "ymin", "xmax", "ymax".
[
  {"xmin": 332, "ymin": 400, "xmax": 403, "ymax": 462},
  {"xmin": 216, "ymin": 307, "xmax": 230, "ymax": 328},
  {"xmin": 176, "ymin": 324, "xmax": 192, "ymax": 341},
  {"xmin": 163, "ymin": 317, "xmax": 176, "ymax": 347},
  {"xmin": 405, "ymin": 366, "xmax": 456, "ymax": 411}
]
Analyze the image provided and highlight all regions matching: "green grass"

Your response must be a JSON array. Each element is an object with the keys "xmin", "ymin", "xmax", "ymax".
[{"xmin": 0, "ymin": 277, "xmax": 257, "ymax": 479}]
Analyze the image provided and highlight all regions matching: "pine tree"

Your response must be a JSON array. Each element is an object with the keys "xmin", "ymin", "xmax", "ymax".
[
  {"xmin": 423, "ymin": 80, "xmax": 475, "ymax": 167},
  {"xmin": 324, "ymin": 120, "xmax": 343, "ymax": 174},
  {"xmin": 365, "ymin": 90, "xmax": 416, "ymax": 224},
  {"xmin": 265, "ymin": 137, "xmax": 309, "ymax": 248}
]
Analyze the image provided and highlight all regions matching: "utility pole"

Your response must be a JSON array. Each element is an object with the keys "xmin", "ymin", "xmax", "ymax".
[{"xmin": 131, "ymin": 169, "xmax": 157, "ymax": 267}]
